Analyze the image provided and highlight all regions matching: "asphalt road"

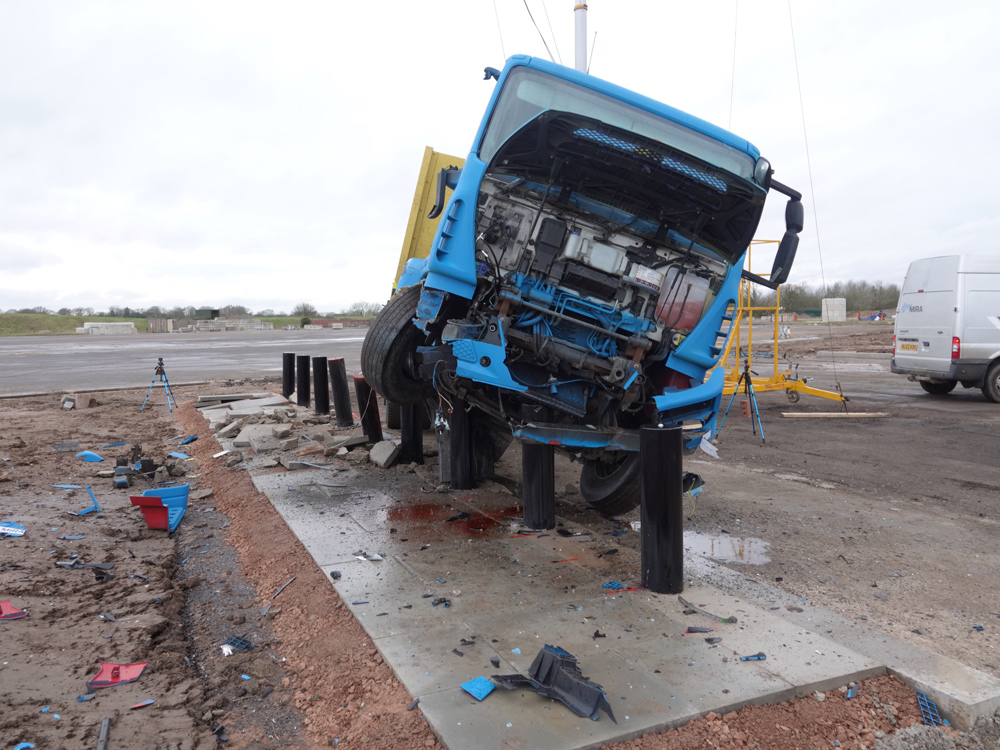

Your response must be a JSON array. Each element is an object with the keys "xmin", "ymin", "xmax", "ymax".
[{"xmin": 0, "ymin": 329, "xmax": 368, "ymax": 396}]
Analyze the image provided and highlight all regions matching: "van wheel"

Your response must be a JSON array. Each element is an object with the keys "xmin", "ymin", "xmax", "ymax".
[
  {"xmin": 920, "ymin": 380, "xmax": 956, "ymax": 395},
  {"xmin": 982, "ymin": 361, "xmax": 1000, "ymax": 403}
]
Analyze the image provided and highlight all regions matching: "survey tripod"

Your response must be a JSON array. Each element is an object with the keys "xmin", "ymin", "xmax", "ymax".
[
  {"xmin": 140, "ymin": 357, "xmax": 177, "ymax": 413},
  {"xmin": 716, "ymin": 360, "xmax": 765, "ymax": 442}
]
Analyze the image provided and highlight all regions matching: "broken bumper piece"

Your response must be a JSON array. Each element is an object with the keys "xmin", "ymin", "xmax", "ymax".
[{"xmin": 492, "ymin": 645, "xmax": 617, "ymax": 723}]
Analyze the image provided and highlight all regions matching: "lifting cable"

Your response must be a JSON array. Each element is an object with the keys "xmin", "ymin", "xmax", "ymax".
[
  {"xmin": 728, "ymin": 0, "xmax": 739, "ymax": 130},
  {"xmin": 541, "ymin": 0, "xmax": 563, "ymax": 65},
  {"xmin": 492, "ymin": 0, "xmax": 507, "ymax": 60},
  {"xmin": 523, "ymin": 0, "xmax": 557, "ymax": 63},
  {"xmin": 787, "ymin": 1, "xmax": 844, "ymax": 403}
]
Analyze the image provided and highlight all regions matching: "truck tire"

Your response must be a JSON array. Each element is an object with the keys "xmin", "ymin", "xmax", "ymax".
[
  {"xmin": 919, "ymin": 380, "xmax": 956, "ymax": 395},
  {"xmin": 982, "ymin": 361, "xmax": 1000, "ymax": 403},
  {"xmin": 360, "ymin": 285, "xmax": 434, "ymax": 406},
  {"xmin": 580, "ymin": 454, "xmax": 641, "ymax": 516}
]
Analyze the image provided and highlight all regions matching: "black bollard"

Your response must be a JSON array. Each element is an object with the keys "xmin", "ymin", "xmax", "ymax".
[
  {"xmin": 640, "ymin": 424, "xmax": 684, "ymax": 594},
  {"xmin": 282, "ymin": 353, "xmax": 295, "ymax": 399},
  {"xmin": 312, "ymin": 356, "xmax": 330, "ymax": 415},
  {"xmin": 398, "ymin": 404, "xmax": 424, "ymax": 464},
  {"xmin": 521, "ymin": 405, "xmax": 555, "ymax": 530},
  {"xmin": 296, "ymin": 355, "xmax": 311, "ymax": 408},
  {"xmin": 353, "ymin": 375, "xmax": 383, "ymax": 443},
  {"xmin": 449, "ymin": 397, "xmax": 475, "ymax": 490},
  {"xmin": 328, "ymin": 358, "xmax": 354, "ymax": 428}
]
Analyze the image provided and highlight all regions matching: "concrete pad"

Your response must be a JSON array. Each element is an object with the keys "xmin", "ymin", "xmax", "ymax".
[
  {"xmin": 252, "ymin": 463, "xmax": 988, "ymax": 746},
  {"xmin": 231, "ymin": 423, "xmax": 283, "ymax": 449}
]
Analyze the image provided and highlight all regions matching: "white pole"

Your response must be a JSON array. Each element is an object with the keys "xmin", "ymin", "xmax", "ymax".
[{"xmin": 574, "ymin": 2, "xmax": 588, "ymax": 72}]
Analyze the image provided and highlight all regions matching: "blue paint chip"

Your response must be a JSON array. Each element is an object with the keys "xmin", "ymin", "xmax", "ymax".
[
  {"xmin": 241, "ymin": 674, "xmax": 251, "ymax": 681},
  {"xmin": 179, "ymin": 435, "xmax": 198, "ymax": 446},
  {"xmin": 76, "ymin": 451, "xmax": 105, "ymax": 462},
  {"xmin": 511, "ymin": 648, "xmax": 521, "ymax": 654},
  {"xmin": 461, "ymin": 676, "xmax": 495, "ymax": 701},
  {"xmin": 168, "ymin": 452, "xmax": 189, "ymax": 460}
]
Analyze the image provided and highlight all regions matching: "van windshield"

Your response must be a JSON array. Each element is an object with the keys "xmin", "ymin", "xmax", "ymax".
[{"xmin": 479, "ymin": 67, "xmax": 755, "ymax": 180}]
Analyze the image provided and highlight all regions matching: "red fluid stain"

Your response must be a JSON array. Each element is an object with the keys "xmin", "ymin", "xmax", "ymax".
[
  {"xmin": 448, "ymin": 506, "xmax": 524, "ymax": 536},
  {"xmin": 386, "ymin": 503, "xmax": 452, "ymax": 522}
]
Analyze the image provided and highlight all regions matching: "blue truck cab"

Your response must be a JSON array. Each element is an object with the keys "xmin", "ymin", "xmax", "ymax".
[{"xmin": 364, "ymin": 55, "xmax": 802, "ymax": 514}]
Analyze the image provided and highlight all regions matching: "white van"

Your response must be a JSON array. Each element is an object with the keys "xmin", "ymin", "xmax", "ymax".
[{"xmin": 891, "ymin": 255, "xmax": 1000, "ymax": 402}]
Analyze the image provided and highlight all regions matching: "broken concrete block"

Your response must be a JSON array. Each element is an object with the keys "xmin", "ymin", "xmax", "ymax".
[
  {"xmin": 152, "ymin": 466, "xmax": 170, "ymax": 483},
  {"xmin": 216, "ymin": 419, "xmax": 245, "ymax": 439},
  {"xmin": 324, "ymin": 445, "xmax": 342, "ymax": 457},
  {"xmin": 308, "ymin": 429, "xmax": 330, "ymax": 442},
  {"xmin": 272, "ymin": 426, "xmax": 292, "ymax": 439},
  {"xmin": 168, "ymin": 462, "xmax": 187, "ymax": 478},
  {"xmin": 96, "ymin": 469, "xmax": 116, "ymax": 478},
  {"xmin": 345, "ymin": 449, "xmax": 370, "ymax": 465},
  {"xmin": 190, "ymin": 488, "xmax": 214, "ymax": 500},
  {"xmin": 336, "ymin": 446, "xmax": 349, "ymax": 456},
  {"xmin": 369, "ymin": 441, "xmax": 400, "ymax": 469},
  {"xmin": 75, "ymin": 393, "xmax": 94, "ymax": 409},
  {"xmin": 259, "ymin": 458, "xmax": 279, "ymax": 468},
  {"xmin": 337, "ymin": 435, "xmax": 370, "ymax": 448},
  {"xmin": 279, "ymin": 438, "xmax": 297, "ymax": 451},
  {"xmin": 226, "ymin": 454, "xmax": 242, "ymax": 468},
  {"xmin": 61, "ymin": 395, "xmax": 75, "ymax": 410},
  {"xmin": 278, "ymin": 456, "xmax": 307, "ymax": 470}
]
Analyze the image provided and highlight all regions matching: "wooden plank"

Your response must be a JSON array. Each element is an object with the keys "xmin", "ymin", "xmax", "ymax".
[{"xmin": 781, "ymin": 412, "xmax": 891, "ymax": 419}]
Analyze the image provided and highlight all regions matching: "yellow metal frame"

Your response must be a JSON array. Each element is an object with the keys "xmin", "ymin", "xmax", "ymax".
[
  {"xmin": 394, "ymin": 146, "xmax": 465, "ymax": 290},
  {"xmin": 715, "ymin": 241, "xmax": 847, "ymax": 404}
]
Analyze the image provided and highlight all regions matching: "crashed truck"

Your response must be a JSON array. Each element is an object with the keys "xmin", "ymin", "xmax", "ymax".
[{"xmin": 361, "ymin": 54, "xmax": 803, "ymax": 515}]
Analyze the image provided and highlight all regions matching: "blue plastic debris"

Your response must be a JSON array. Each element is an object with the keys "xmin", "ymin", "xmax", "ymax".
[
  {"xmin": 973, "ymin": 625, "xmax": 984, "ymax": 631},
  {"xmin": 102, "ymin": 441, "xmax": 127, "ymax": 448},
  {"xmin": 179, "ymin": 435, "xmax": 198, "ymax": 446},
  {"xmin": 13, "ymin": 744, "xmax": 36, "ymax": 750},
  {"xmin": 461, "ymin": 676, "xmax": 496, "ymax": 701},
  {"xmin": 73, "ymin": 487, "xmax": 101, "ymax": 516},
  {"xmin": 76, "ymin": 451, "xmax": 105, "ymax": 463},
  {"xmin": 916, "ymin": 691, "xmax": 949, "ymax": 727},
  {"xmin": 52, "ymin": 485, "xmax": 82, "ymax": 489},
  {"xmin": 846, "ymin": 686, "xmax": 858, "ymax": 699},
  {"xmin": 0, "ymin": 522, "xmax": 27, "ymax": 537},
  {"xmin": 168, "ymin": 452, "xmax": 189, "ymax": 460},
  {"xmin": 240, "ymin": 674, "xmax": 251, "ymax": 681},
  {"xmin": 512, "ymin": 648, "xmax": 521, "ymax": 654},
  {"xmin": 602, "ymin": 581, "xmax": 624, "ymax": 590},
  {"xmin": 436, "ymin": 578, "xmax": 447, "ymax": 584},
  {"xmin": 40, "ymin": 707, "xmax": 50, "ymax": 713},
  {"xmin": 740, "ymin": 652, "xmax": 766, "ymax": 662}
]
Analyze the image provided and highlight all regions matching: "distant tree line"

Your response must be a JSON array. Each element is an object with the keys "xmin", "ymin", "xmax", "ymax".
[
  {"xmin": 3, "ymin": 301, "xmax": 385, "ymax": 318},
  {"xmin": 753, "ymin": 280, "xmax": 900, "ymax": 313}
]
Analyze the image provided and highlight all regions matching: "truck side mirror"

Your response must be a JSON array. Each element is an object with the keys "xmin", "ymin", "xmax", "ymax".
[
  {"xmin": 770, "ymin": 231, "xmax": 798, "ymax": 286},
  {"xmin": 427, "ymin": 167, "xmax": 462, "ymax": 220}
]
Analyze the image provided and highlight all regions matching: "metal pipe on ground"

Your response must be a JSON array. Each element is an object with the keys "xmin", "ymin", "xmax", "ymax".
[
  {"xmin": 312, "ymin": 356, "xmax": 330, "ymax": 415},
  {"xmin": 328, "ymin": 358, "xmax": 353, "ymax": 428},
  {"xmin": 282, "ymin": 352, "xmax": 295, "ymax": 398},
  {"xmin": 296, "ymin": 355, "xmax": 311, "ymax": 408},
  {"xmin": 399, "ymin": 404, "xmax": 424, "ymax": 464},
  {"xmin": 352, "ymin": 375, "xmax": 383, "ymax": 443},
  {"xmin": 521, "ymin": 405, "xmax": 555, "ymax": 529},
  {"xmin": 449, "ymin": 397, "xmax": 475, "ymax": 490},
  {"xmin": 640, "ymin": 424, "xmax": 684, "ymax": 594}
]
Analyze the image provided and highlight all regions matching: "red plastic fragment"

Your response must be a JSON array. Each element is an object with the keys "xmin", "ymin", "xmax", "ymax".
[
  {"xmin": 129, "ymin": 699, "xmax": 156, "ymax": 709},
  {"xmin": 0, "ymin": 600, "xmax": 28, "ymax": 620},
  {"xmin": 87, "ymin": 661, "xmax": 149, "ymax": 688},
  {"xmin": 130, "ymin": 495, "xmax": 169, "ymax": 530}
]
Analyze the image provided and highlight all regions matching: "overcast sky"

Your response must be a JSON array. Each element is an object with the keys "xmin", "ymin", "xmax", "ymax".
[{"xmin": 1, "ymin": 1, "xmax": 997, "ymax": 314}]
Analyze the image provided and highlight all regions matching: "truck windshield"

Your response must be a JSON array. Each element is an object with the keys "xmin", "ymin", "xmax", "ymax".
[{"xmin": 479, "ymin": 67, "xmax": 755, "ymax": 180}]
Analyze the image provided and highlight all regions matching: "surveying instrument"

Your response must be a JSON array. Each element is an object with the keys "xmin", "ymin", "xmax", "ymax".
[
  {"xmin": 716, "ymin": 360, "xmax": 765, "ymax": 442},
  {"xmin": 140, "ymin": 357, "xmax": 177, "ymax": 413}
]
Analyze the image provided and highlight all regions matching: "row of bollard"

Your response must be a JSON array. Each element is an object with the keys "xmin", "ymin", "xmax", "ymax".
[
  {"xmin": 283, "ymin": 352, "xmax": 682, "ymax": 594},
  {"xmin": 282, "ymin": 352, "xmax": 355, "ymax": 428}
]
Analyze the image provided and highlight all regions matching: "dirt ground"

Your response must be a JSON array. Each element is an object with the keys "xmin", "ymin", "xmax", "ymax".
[{"xmin": 2, "ymin": 321, "xmax": 998, "ymax": 749}]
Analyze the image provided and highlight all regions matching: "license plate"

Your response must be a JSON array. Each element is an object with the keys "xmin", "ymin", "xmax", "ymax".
[{"xmin": 900, "ymin": 343, "xmax": 918, "ymax": 351}]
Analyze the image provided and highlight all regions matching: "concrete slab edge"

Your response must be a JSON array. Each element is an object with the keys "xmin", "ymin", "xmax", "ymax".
[{"xmin": 687, "ymin": 555, "xmax": 1000, "ymax": 729}]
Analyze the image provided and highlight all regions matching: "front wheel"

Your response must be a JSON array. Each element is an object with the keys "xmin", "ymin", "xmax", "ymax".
[
  {"xmin": 579, "ymin": 454, "xmax": 642, "ymax": 516},
  {"xmin": 360, "ymin": 285, "xmax": 434, "ymax": 406},
  {"xmin": 919, "ymin": 380, "xmax": 956, "ymax": 395},
  {"xmin": 982, "ymin": 361, "xmax": 1000, "ymax": 403}
]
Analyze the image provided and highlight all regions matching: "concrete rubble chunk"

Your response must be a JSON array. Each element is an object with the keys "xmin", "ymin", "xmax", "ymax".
[
  {"xmin": 278, "ymin": 456, "xmax": 307, "ymax": 471},
  {"xmin": 226, "ymin": 454, "xmax": 242, "ymax": 467},
  {"xmin": 345, "ymin": 449, "xmax": 370, "ymax": 465},
  {"xmin": 152, "ymin": 466, "xmax": 170, "ymax": 483},
  {"xmin": 216, "ymin": 419, "xmax": 245, "ymax": 439},
  {"xmin": 272, "ymin": 426, "xmax": 292, "ymax": 439},
  {"xmin": 369, "ymin": 441, "xmax": 400, "ymax": 469},
  {"xmin": 279, "ymin": 438, "xmax": 298, "ymax": 451}
]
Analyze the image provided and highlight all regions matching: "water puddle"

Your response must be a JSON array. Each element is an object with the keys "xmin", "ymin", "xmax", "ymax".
[{"xmin": 684, "ymin": 531, "xmax": 770, "ymax": 564}]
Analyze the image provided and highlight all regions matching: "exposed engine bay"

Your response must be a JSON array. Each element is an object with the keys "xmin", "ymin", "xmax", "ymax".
[{"xmin": 425, "ymin": 174, "xmax": 726, "ymax": 428}]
